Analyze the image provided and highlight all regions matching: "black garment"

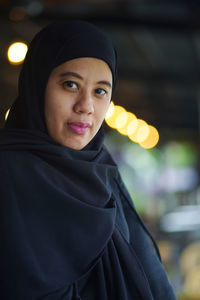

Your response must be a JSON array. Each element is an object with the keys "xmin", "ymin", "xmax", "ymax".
[
  {"xmin": 0, "ymin": 20, "xmax": 177, "ymax": 299},
  {"xmin": 0, "ymin": 130, "xmax": 176, "ymax": 300}
]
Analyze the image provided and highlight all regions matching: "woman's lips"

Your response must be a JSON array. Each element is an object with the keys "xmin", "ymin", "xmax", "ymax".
[{"xmin": 68, "ymin": 122, "xmax": 91, "ymax": 135}]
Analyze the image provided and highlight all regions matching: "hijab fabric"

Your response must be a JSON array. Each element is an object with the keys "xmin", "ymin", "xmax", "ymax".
[
  {"xmin": 0, "ymin": 20, "xmax": 177, "ymax": 300},
  {"xmin": 5, "ymin": 20, "xmax": 117, "ymax": 133}
]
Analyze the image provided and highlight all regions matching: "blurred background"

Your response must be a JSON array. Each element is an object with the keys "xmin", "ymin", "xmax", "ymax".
[{"xmin": 0, "ymin": 0, "xmax": 200, "ymax": 299}]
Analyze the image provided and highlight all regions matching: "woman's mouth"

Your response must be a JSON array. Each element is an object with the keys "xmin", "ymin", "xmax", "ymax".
[{"xmin": 68, "ymin": 122, "xmax": 91, "ymax": 135}]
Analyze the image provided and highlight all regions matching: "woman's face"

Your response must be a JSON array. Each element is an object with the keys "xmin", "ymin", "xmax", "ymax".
[{"xmin": 44, "ymin": 57, "xmax": 112, "ymax": 150}]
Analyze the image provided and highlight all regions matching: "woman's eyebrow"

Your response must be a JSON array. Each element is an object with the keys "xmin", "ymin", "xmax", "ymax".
[
  {"xmin": 97, "ymin": 81, "xmax": 112, "ymax": 89},
  {"xmin": 59, "ymin": 71, "xmax": 83, "ymax": 80}
]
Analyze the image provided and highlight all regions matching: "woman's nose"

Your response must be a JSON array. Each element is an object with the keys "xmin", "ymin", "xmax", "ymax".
[{"xmin": 73, "ymin": 91, "xmax": 94, "ymax": 114}]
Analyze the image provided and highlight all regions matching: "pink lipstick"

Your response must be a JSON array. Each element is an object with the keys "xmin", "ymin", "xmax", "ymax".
[{"xmin": 68, "ymin": 122, "xmax": 91, "ymax": 135}]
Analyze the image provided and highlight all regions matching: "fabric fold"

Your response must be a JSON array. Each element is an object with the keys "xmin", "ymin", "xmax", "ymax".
[{"xmin": 0, "ymin": 131, "xmax": 117, "ymax": 299}]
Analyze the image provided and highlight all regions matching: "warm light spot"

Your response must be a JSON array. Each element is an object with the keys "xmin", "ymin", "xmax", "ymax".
[
  {"xmin": 139, "ymin": 125, "xmax": 159, "ymax": 149},
  {"xmin": 105, "ymin": 105, "xmax": 126, "ymax": 129},
  {"xmin": 117, "ymin": 112, "xmax": 137, "ymax": 135},
  {"xmin": 115, "ymin": 111, "xmax": 128, "ymax": 130},
  {"xmin": 128, "ymin": 119, "xmax": 148, "ymax": 143},
  {"xmin": 104, "ymin": 102, "xmax": 159, "ymax": 149},
  {"xmin": 7, "ymin": 42, "xmax": 28, "ymax": 65},
  {"xmin": 105, "ymin": 101, "xmax": 115, "ymax": 119},
  {"xmin": 9, "ymin": 6, "xmax": 27, "ymax": 21},
  {"xmin": 5, "ymin": 108, "xmax": 10, "ymax": 121},
  {"xmin": 127, "ymin": 119, "xmax": 139, "ymax": 136},
  {"xmin": 137, "ymin": 124, "xmax": 150, "ymax": 143}
]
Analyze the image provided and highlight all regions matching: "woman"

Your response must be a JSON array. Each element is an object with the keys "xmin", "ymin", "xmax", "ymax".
[{"xmin": 0, "ymin": 20, "xmax": 177, "ymax": 299}]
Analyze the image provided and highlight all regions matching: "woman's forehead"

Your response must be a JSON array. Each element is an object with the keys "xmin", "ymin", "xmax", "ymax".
[{"xmin": 50, "ymin": 57, "xmax": 112, "ymax": 82}]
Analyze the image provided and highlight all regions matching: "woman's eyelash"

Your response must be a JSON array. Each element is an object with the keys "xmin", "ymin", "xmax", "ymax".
[
  {"xmin": 95, "ymin": 88, "xmax": 107, "ymax": 95},
  {"xmin": 62, "ymin": 81, "xmax": 78, "ymax": 89},
  {"xmin": 61, "ymin": 82, "xmax": 108, "ymax": 95}
]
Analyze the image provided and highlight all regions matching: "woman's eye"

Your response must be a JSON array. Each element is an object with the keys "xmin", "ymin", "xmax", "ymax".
[
  {"xmin": 95, "ymin": 88, "xmax": 107, "ymax": 96},
  {"xmin": 63, "ymin": 81, "xmax": 78, "ymax": 89}
]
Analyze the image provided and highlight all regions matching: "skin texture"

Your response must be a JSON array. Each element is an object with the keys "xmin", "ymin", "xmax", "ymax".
[{"xmin": 44, "ymin": 57, "xmax": 112, "ymax": 150}]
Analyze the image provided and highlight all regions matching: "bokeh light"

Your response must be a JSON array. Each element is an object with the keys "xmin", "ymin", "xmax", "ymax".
[
  {"xmin": 7, "ymin": 42, "xmax": 28, "ymax": 65},
  {"xmin": 105, "ymin": 102, "xmax": 159, "ymax": 149},
  {"xmin": 137, "ymin": 124, "xmax": 150, "ymax": 143},
  {"xmin": 5, "ymin": 109, "xmax": 10, "ymax": 121},
  {"xmin": 117, "ymin": 112, "xmax": 137, "ymax": 135},
  {"xmin": 139, "ymin": 125, "xmax": 159, "ymax": 149},
  {"xmin": 128, "ymin": 119, "xmax": 148, "ymax": 143},
  {"xmin": 105, "ymin": 101, "xmax": 115, "ymax": 119},
  {"xmin": 127, "ymin": 119, "xmax": 138, "ymax": 136},
  {"xmin": 105, "ymin": 105, "xmax": 126, "ymax": 129},
  {"xmin": 9, "ymin": 6, "xmax": 27, "ymax": 21},
  {"xmin": 115, "ymin": 111, "xmax": 128, "ymax": 130}
]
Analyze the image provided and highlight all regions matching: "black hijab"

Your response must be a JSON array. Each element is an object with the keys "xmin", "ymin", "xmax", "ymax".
[
  {"xmin": 5, "ymin": 20, "xmax": 117, "ymax": 134},
  {"xmin": 0, "ymin": 20, "xmax": 177, "ymax": 300}
]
